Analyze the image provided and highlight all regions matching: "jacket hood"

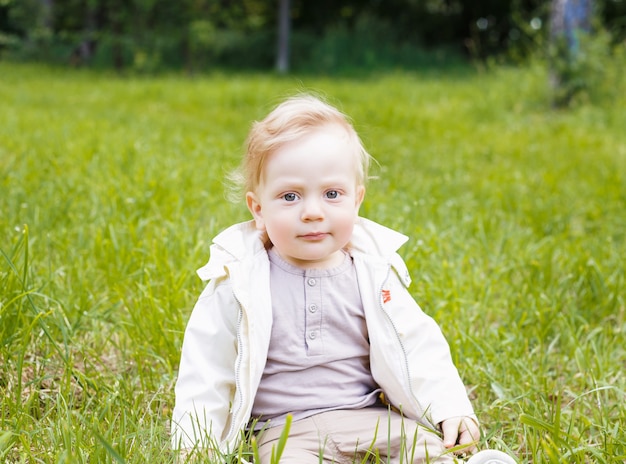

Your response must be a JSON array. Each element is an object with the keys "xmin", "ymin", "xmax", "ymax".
[{"xmin": 196, "ymin": 218, "xmax": 409, "ymax": 282}]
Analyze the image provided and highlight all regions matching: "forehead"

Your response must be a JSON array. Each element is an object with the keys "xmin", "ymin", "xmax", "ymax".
[
  {"xmin": 270, "ymin": 125, "xmax": 355, "ymax": 165},
  {"xmin": 258, "ymin": 126, "xmax": 358, "ymax": 185}
]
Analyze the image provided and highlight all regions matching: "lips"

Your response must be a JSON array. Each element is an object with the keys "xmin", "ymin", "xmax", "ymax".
[{"xmin": 300, "ymin": 232, "xmax": 328, "ymax": 240}]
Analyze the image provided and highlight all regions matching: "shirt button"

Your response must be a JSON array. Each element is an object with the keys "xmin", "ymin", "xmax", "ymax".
[
  {"xmin": 309, "ymin": 304, "xmax": 318, "ymax": 313},
  {"xmin": 309, "ymin": 331, "xmax": 317, "ymax": 340},
  {"xmin": 307, "ymin": 278, "xmax": 317, "ymax": 286}
]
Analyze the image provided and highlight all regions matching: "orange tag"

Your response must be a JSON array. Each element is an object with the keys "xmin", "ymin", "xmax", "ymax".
[{"xmin": 382, "ymin": 289, "xmax": 391, "ymax": 304}]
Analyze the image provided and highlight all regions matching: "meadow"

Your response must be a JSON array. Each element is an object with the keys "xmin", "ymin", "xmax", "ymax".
[{"xmin": 0, "ymin": 61, "xmax": 625, "ymax": 463}]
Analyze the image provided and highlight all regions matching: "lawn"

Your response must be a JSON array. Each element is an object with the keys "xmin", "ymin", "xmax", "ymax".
[{"xmin": 0, "ymin": 61, "xmax": 625, "ymax": 463}]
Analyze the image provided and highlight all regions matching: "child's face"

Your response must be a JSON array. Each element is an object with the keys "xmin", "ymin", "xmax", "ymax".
[{"xmin": 247, "ymin": 124, "xmax": 365, "ymax": 269}]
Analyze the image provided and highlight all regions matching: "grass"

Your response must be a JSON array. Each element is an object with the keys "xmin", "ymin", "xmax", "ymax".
[{"xmin": 0, "ymin": 61, "xmax": 625, "ymax": 463}]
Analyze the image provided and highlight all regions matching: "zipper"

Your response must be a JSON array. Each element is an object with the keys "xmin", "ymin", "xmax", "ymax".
[
  {"xmin": 377, "ymin": 266, "xmax": 425, "ymax": 419},
  {"xmin": 226, "ymin": 288, "xmax": 245, "ymax": 443}
]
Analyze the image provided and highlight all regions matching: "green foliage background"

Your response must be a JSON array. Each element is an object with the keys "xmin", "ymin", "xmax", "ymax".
[
  {"xmin": 1, "ymin": 61, "xmax": 625, "ymax": 462},
  {"xmin": 1, "ymin": 0, "xmax": 625, "ymax": 72}
]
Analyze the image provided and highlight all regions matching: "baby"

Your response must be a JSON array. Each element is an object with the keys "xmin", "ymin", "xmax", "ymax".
[{"xmin": 171, "ymin": 95, "xmax": 516, "ymax": 464}]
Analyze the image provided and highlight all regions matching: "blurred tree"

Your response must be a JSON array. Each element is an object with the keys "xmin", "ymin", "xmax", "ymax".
[
  {"xmin": 276, "ymin": 0, "xmax": 290, "ymax": 73},
  {"xmin": 549, "ymin": 0, "xmax": 596, "ymax": 105},
  {"xmin": 40, "ymin": 0, "xmax": 53, "ymax": 29},
  {"xmin": 550, "ymin": 0, "xmax": 592, "ymax": 53},
  {"xmin": 79, "ymin": 0, "xmax": 97, "ymax": 62},
  {"xmin": 0, "ymin": 0, "xmax": 51, "ymax": 57},
  {"xmin": 1, "ymin": 0, "xmax": 623, "ymax": 71},
  {"xmin": 602, "ymin": 0, "xmax": 626, "ymax": 43}
]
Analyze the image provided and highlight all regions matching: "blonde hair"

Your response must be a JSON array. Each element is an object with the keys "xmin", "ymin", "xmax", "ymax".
[{"xmin": 228, "ymin": 94, "xmax": 371, "ymax": 201}]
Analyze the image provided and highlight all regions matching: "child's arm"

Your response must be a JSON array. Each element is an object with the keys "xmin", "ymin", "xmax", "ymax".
[
  {"xmin": 440, "ymin": 416, "xmax": 480, "ymax": 454},
  {"xmin": 171, "ymin": 279, "xmax": 239, "ymax": 451},
  {"xmin": 368, "ymin": 257, "xmax": 477, "ymax": 424}
]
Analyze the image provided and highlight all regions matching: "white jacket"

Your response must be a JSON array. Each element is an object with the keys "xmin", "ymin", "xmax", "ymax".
[{"xmin": 171, "ymin": 217, "xmax": 475, "ymax": 452}]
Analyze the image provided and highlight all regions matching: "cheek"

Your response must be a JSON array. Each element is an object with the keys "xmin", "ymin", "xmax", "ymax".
[
  {"xmin": 262, "ymin": 209, "xmax": 293, "ymax": 240},
  {"xmin": 335, "ymin": 210, "xmax": 358, "ymax": 235}
]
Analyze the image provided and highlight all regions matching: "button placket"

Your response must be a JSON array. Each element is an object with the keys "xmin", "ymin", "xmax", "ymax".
[{"xmin": 304, "ymin": 273, "xmax": 323, "ymax": 355}]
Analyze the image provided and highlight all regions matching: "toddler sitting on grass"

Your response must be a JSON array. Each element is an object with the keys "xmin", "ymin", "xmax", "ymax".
[{"xmin": 171, "ymin": 94, "xmax": 517, "ymax": 463}]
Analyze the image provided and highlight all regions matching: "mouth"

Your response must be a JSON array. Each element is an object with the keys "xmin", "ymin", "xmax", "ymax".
[{"xmin": 300, "ymin": 232, "xmax": 328, "ymax": 240}]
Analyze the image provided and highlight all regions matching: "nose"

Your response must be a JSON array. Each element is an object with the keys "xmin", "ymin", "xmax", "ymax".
[{"xmin": 301, "ymin": 197, "xmax": 324, "ymax": 221}]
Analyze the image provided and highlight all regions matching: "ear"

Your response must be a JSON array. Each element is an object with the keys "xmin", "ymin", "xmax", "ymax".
[
  {"xmin": 246, "ymin": 191, "xmax": 266, "ymax": 230},
  {"xmin": 355, "ymin": 185, "xmax": 365, "ymax": 212}
]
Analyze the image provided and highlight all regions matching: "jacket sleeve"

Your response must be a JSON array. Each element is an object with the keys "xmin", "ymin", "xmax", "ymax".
[
  {"xmin": 370, "ymin": 254, "xmax": 476, "ymax": 427},
  {"xmin": 171, "ymin": 278, "xmax": 239, "ymax": 450}
]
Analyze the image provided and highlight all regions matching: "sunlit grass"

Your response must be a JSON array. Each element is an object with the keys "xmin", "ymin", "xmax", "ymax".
[{"xmin": 1, "ymin": 61, "xmax": 625, "ymax": 462}]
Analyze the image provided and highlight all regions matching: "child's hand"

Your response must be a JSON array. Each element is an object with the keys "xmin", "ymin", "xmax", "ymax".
[{"xmin": 440, "ymin": 416, "xmax": 480, "ymax": 455}]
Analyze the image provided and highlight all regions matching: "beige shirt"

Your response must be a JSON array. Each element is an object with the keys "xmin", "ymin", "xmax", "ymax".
[{"xmin": 251, "ymin": 248, "xmax": 381, "ymax": 428}]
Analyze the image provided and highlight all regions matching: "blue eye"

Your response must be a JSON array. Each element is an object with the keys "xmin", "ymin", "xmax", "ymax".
[
  {"xmin": 283, "ymin": 193, "xmax": 297, "ymax": 201},
  {"xmin": 326, "ymin": 190, "xmax": 339, "ymax": 199}
]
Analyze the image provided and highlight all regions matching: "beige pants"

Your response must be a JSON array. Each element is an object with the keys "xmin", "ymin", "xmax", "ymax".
[{"xmin": 256, "ymin": 407, "xmax": 460, "ymax": 464}]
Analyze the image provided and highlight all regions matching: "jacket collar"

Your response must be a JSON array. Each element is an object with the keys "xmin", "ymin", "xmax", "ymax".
[
  {"xmin": 197, "ymin": 218, "xmax": 408, "ymax": 281},
  {"xmin": 351, "ymin": 217, "xmax": 409, "ymax": 258}
]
